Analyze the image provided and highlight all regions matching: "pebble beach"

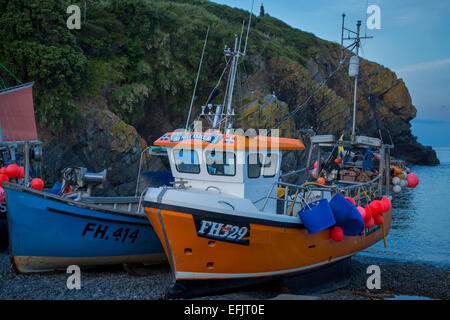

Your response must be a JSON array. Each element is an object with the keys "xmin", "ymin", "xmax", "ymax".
[{"xmin": 0, "ymin": 249, "xmax": 447, "ymax": 300}]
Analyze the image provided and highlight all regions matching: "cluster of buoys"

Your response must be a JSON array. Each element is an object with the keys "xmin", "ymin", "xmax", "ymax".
[
  {"xmin": 391, "ymin": 166, "xmax": 419, "ymax": 193},
  {"xmin": 0, "ymin": 164, "xmax": 44, "ymax": 190},
  {"xmin": 0, "ymin": 164, "xmax": 25, "ymax": 181},
  {"xmin": 329, "ymin": 196, "xmax": 391, "ymax": 241},
  {"xmin": 358, "ymin": 196, "xmax": 391, "ymax": 229}
]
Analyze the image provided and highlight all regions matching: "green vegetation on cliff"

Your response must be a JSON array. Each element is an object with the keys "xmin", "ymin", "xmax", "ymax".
[
  {"xmin": 0, "ymin": 0, "xmax": 438, "ymax": 166},
  {"xmin": 0, "ymin": 0, "xmax": 316, "ymax": 132}
]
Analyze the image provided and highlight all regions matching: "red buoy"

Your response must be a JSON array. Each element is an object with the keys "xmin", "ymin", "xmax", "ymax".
[
  {"xmin": 5, "ymin": 164, "xmax": 19, "ymax": 178},
  {"xmin": 369, "ymin": 200, "xmax": 383, "ymax": 216},
  {"xmin": 381, "ymin": 196, "xmax": 391, "ymax": 212},
  {"xmin": 0, "ymin": 174, "xmax": 8, "ymax": 187},
  {"xmin": 364, "ymin": 205, "xmax": 373, "ymax": 222},
  {"xmin": 17, "ymin": 166, "xmax": 25, "ymax": 179},
  {"xmin": 30, "ymin": 178, "xmax": 44, "ymax": 191},
  {"xmin": 0, "ymin": 167, "xmax": 6, "ymax": 175},
  {"xmin": 330, "ymin": 226, "xmax": 344, "ymax": 242},
  {"xmin": 373, "ymin": 214, "xmax": 384, "ymax": 226},
  {"xmin": 365, "ymin": 216, "xmax": 375, "ymax": 229},
  {"xmin": 345, "ymin": 196, "xmax": 356, "ymax": 206},
  {"xmin": 334, "ymin": 158, "xmax": 342, "ymax": 165},
  {"xmin": 357, "ymin": 206, "xmax": 366, "ymax": 220},
  {"xmin": 406, "ymin": 173, "xmax": 419, "ymax": 188},
  {"xmin": 314, "ymin": 161, "xmax": 318, "ymax": 169},
  {"xmin": 0, "ymin": 186, "xmax": 4, "ymax": 202}
]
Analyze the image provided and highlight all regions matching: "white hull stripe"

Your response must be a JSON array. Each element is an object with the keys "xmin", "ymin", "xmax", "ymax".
[{"xmin": 175, "ymin": 252, "xmax": 355, "ymax": 280}]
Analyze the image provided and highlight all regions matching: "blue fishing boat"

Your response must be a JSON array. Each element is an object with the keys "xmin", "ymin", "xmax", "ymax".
[
  {"xmin": 1, "ymin": 80, "xmax": 43, "ymax": 248},
  {"xmin": 4, "ymin": 181, "xmax": 166, "ymax": 273}
]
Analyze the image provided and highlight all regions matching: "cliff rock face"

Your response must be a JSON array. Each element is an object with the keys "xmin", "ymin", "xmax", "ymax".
[
  {"xmin": 242, "ymin": 40, "xmax": 439, "ymax": 166},
  {"xmin": 237, "ymin": 93, "xmax": 296, "ymax": 137},
  {"xmin": 40, "ymin": 100, "xmax": 166, "ymax": 196}
]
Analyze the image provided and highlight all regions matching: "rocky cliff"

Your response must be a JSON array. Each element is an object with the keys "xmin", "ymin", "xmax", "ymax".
[
  {"xmin": 38, "ymin": 99, "xmax": 167, "ymax": 196},
  {"xmin": 242, "ymin": 40, "xmax": 439, "ymax": 166}
]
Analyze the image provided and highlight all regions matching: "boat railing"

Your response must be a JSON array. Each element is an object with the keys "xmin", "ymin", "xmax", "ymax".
[{"xmin": 257, "ymin": 174, "xmax": 384, "ymax": 216}]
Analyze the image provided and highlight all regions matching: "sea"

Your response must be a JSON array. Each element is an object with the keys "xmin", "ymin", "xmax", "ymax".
[{"xmin": 360, "ymin": 146, "xmax": 450, "ymax": 268}]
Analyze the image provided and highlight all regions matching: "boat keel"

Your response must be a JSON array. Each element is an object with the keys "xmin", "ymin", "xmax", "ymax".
[{"xmin": 166, "ymin": 257, "xmax": 353, "ymax": 299}]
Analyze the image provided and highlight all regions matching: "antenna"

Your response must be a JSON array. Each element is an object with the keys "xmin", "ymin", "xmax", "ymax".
[
  {"xmin": 185, "ymin": 25, "xmax": 210, "ymax": 131},
  {"xmin": 243, "ymin": 0, "xmax": 254, "ymax": 55},
  {"xmin": 340, "ymin": 15, "xmax": 373, "ymax": 139}
]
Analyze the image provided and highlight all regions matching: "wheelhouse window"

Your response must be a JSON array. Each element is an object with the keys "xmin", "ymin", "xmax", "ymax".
[
  {"xmin": 205, "ymin": 150, "xmax": 236, "ymax": 176},
  {"xmin": 248, "ymin": 153, "xmax": 262, "ymax": 178},
  {"xmin": 173, "ymin": 149, "xmax": 200, "ymax": 174},
  {"xmin": 263, "ymin": 152, "xmax": 278, "ymax": 177},
  {"xmin": 248, "ymin": 152, "xmax": 279, "ymax": 178}
]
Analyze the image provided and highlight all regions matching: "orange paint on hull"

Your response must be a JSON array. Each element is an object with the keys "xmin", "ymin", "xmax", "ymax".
[{"xmin": 145, "ymin": 207, "xmax": 391, "ymax": 280}]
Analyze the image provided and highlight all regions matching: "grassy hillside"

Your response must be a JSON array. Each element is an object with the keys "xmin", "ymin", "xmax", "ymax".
[{"xmin": 0, "ymin": 0, "xmax": 318, "ymax": 133}]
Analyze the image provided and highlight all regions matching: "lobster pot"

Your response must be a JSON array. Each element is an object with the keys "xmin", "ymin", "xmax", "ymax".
[
  {"xmin": 349, "ymin": 56, "xmax": 359, "ymax": 77},
  {"xmin": 298, "ymin": 199, "xmax": 336, "ymax": 234}
]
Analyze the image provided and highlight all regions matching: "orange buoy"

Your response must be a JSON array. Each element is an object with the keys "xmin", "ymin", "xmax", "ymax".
[
  {"xmin": 0, "ymin": 174, "xmax": 8, "ymax": 187},
  {"xmin": 345, "ymin": 196, "xmax": 356, "ymax": 206},
  {"xmin": 334, "ymin": 158, "xmax": 342, "ymax": 165},
  {"xmin": 393, "ymin": 166, "xmax": 402, "ymax": 175},
  {"xmin": 5, "ymin": 164, "xmax": 19, "ymax": 178},
  {"xmin": 30, "ymin": 178, "xmax": 44, "ymax": 191},
  {"xmin": 330, "ymin": 226, "xmax": 344, "ymax": 242},
  {"xmin": 317, "ymin": 177, "xmax": 325, "ymax": 185},
  {"xmin": 406, "ymin": 173, "xmax": 419, "ymax": 188}
]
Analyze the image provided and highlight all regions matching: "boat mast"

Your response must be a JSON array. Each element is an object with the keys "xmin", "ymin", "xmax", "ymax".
[
  {"xmin": 185, "ymin": 26, "xmax": 210, "ymax": 131},
  {"xmin": 224, "ymin": 22, "xmax": 246, "ymax": 132},
  {"xmin": 351, "ymin": 20, "xmax": 361, "ymax": 139},
  {"xmin": 341, "ymin": 16, "xmax": 372, "ymax": 139}
]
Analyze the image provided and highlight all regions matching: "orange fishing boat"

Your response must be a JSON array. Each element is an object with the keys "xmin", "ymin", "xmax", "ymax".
[
  {"xmin": 143, "ymin": 131, "xmax": 392, "ymax": 298},
  {"xmin": 143, "ymin": 15, "xmax": 393, "ymax": 298}
]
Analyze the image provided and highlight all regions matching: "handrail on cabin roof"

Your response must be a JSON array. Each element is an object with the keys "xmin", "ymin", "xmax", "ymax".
[{"xmin": 0, "ymin": 82, "xmax": 34, "ymax": 95}]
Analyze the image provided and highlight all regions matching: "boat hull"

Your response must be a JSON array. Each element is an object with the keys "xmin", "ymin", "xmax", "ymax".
[
  {"xmin": 144, "ymin": 201, "xmax": 391, "ymax": 298},
  {"xmin": 0, "ymin": 198, "xmax": 7, "ymax": 248},
  {"xmin": 5, "ymin": 184, "xmax": 166, "ymax": 273}
]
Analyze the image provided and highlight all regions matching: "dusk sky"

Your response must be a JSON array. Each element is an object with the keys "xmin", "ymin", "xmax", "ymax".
[{"xmin": 212, "ymin": 0, "xmax": 450, "ymax": 146}]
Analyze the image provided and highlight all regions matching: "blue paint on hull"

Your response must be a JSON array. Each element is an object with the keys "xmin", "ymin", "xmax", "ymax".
[
  {"xmin": 0, "ymin": 200, "xmax": 7, "ymax": 249},
  {"xmin": 5, "ymin": 186, "xmax": 164, "ymax": 263}
]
